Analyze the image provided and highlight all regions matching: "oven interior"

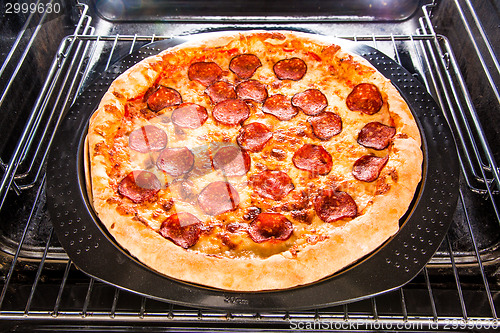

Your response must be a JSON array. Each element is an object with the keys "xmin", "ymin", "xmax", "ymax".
[{"xmin": 0, "ymin": 0, "xmax": 499, "ymax": 330}]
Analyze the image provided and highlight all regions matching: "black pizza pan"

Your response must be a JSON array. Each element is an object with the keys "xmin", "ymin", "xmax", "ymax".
[{"xmin": 47, "ymin": 32, "xmax": 459, "ymax": 311}]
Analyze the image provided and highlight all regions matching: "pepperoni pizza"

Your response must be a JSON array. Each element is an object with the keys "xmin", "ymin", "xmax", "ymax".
[{"xmin": 88, "ymin": 31, "xmax": 422, "ymax": 291}]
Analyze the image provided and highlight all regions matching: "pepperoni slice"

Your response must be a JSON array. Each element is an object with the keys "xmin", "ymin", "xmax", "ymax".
[
  {"xmin": 147, "ymin": 86, "xmax": 182, "ymax": 112},
  {"xmin": 229, "ymin": 54, "xmax": 262, "ymax": 79},
  {"xmin": 156, "ymin": 147, "xmax": 195, "ymax": 177},
  {"xmin": 236, "ymin": 122, "xmax": 272, "ymax": 152},
  {"xmin": 205, "ymin": 81, "xmax": 237, "ymax": 104},
  {"xmin": 352, "ymin": 155, "xmax": 389, "ymax": 182},
  {"xmin": 118, "ymin": 170, "xmax": 161, "ymax": 203},
  {"xmin": 251, "ymin": 170, "xmax": 294, "ymax": 201},
  {"xmin": 198, "ymin": 181, "xmax": 240, "ymax": 216},
  {"xmin": 212, "ymin": 145, "xmax": 251, "ymax": 176},
  {"xmin": 159, "ymin": 213, "xmax": 203, "ymax": 249},
  {"xmin": 273, "ymin": 58, "xmax": 307, "ymax": 81},
  {"xmin": 292, "ymin": 144, "xmax": 333, "ymax": 175},
  {"xmin": 314, "ymin": 188, "xmax": 357, "ymax": 223},
  {"xmin": 212, "ymin": 99, "xmax": 250, "ymax": 125},
  {"xmin": 188, "ymin": 61, "xmax": 223, "ymax": 87},
  {"xmin": 357, "ymin": 122, "xmax": 396, "ymax": 150},
  {"xmin": 291, "ymin": 89, "xmax": 328, "ymax": 116},
  {"xmin": 308, "ymin": 112, "xmax": 342, "ymax": 140},
  {"xmin": 346, "ymin": 83, "xmax": 383, "ymax": 115},
  {"xmin": 262, "ymin": 94, "xmax": 299, "ymax": 121},
  {"xmin": 171, "ymin": 103, "xmax": 208, "ymax": 129},
  {"xmin": 128, "ymin": 125, "xmax": 167, "ymax": 153},
  {"xmin": 235, "ymin": 80, "xmax": 268, "ymax": 103},
  {"xmin": 248, "ymin": 213, "xmax": 293, "ymax": 243}
]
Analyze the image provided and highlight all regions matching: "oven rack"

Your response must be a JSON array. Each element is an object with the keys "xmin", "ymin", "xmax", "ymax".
[{"xmin": 0, "ymin": 0, "xmax": 499, "ymax": 330}]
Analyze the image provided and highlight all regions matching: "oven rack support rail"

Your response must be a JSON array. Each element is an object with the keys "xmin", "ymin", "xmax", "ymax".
[
  {"xmin": 0, "ymin": 3, "xmax": 93, "ymax": 204},
  {"xmin": 0, "ymin": 0, "xmax": 499, "ymax": 330}
]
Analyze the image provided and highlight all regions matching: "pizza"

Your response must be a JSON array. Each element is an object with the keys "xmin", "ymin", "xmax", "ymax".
[{"xmin": 87, "ymin": 31, "xmax": 422, "ymax": 291}]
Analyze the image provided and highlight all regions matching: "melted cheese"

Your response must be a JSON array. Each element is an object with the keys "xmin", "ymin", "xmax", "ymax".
[{"xmin": 103, "ymin": 39, "xmax": 401, "ymax": 260}]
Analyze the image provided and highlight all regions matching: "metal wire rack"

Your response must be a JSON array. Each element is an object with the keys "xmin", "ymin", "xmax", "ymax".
[{"xmin": 0, "ymin": 1, "xmax": 499, "ymax": 330}]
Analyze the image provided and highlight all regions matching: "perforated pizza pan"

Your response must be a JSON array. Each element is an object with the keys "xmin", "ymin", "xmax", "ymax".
[{"xmin": 47, "ymin": 32, "xmax": 459, "ymax": 311}]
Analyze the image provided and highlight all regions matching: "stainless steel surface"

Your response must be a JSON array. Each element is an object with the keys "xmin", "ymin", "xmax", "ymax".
[
  {"xmin": 0, "ymin": 0, "xmax": 499, "ymax": 330},
  {"xmin": 91, "ymin": 0, "xmax": 421, "ymax": 22}
]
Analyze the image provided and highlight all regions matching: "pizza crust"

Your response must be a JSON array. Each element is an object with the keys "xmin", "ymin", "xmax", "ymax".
[{"xmin": 87, "ymin": 30, "xmax": 422, "ymax": 291}]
